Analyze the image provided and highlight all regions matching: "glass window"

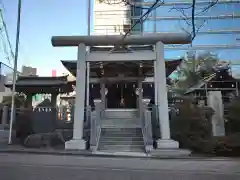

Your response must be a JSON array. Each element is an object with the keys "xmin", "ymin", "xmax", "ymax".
[
  {"xmin": 192, "ymin": 34, "xmax": 240, "ymax": 46},
  {"xmin": 155, "ymin": 19, "xmax": 192, "ymax": 32},
  {"xmin": 143, "ymin": 20, "xmax": 154, "ymax": 32},
  {"xmin": 196, "ymin": 3, "xmax": 240, "ymax": 16},
  {"xmin": 200, "ymin": 19, "xmax": 240, "ymax": 31},
  {"xmin": 156, "ymin": 5, "xmax": 191, "ymax": 17}
]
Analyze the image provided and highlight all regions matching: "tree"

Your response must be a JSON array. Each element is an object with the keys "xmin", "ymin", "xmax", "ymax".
[
  {"xmin": 1, "ymin": 93, "xmax": 26, "ymax": 108},
  {"xmin": 174, "ymin": 51, "xmax": 219, "ymax": 91},
  {"xmin": 225, "ymin": 96, "xmax": 240, "ymax": 134}
]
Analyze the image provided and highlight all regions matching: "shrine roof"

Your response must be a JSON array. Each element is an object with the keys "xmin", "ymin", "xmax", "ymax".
[
  {"xmin": 17, "ymin": 75, "xmax": 69, "ymax": 81},
  {"xmin": 61, "ymin": 59, "xmax": 182, "ymax": 77},
  {"xmin": 184, "ymin": 71, "xmax": 239, "ymax": 95},
  {"xmin": 5, "ymin": 75, "xmax": 74, "ymax": 94}
]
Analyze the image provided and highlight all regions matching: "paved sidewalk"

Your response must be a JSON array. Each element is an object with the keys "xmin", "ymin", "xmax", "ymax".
[
  {"xmin": 0, "ymin": 143, "xmax": 238, "ymax": 161},
  {"xmin": 1, "ymin": 153, "xmax": 240, "ymax": 179}
]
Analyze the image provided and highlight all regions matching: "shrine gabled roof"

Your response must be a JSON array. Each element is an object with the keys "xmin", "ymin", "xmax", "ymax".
[
  {"xmin": 5, "ymin": 75, "xmax": 69, "ymax": 86},
  {"xmin": 5, "ymin": 75, "xmax": 74, "ymax": 94},
  {"xmin": 61, "ymin": 59, "xmax": 183, "ymax": 77},
  {"xmin": 184, "ymin": 70, "xmax": 239, "ymax": 95},
  {"xmin": 17, "ymin": 75, "xmax": 69, "ymax": 81}
]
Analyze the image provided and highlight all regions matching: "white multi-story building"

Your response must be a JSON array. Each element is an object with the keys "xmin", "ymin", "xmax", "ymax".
[
  {"xmin": 93, "ymin": 0, "xmax": 130, "ymax": 35},
  {"xmin": 93, "ymin": 0, "xmax": 142, "ymax": 35}
]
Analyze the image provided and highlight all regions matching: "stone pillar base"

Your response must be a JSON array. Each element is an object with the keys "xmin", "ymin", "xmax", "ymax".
[
  {"xmin": 65, "ymin": 139, "xmax": 86, "ymax": 150},
  {"xmin": 157, "ymin": 139, "xmax": 179, "ymax": 149}
]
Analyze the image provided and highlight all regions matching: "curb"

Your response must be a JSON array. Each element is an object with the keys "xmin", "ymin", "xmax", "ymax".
[{"xmin": 0, "ymin": 148, "xmax": 227, "ymax": 160}]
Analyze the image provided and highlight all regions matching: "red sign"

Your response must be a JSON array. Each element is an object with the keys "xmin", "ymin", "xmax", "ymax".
[{"xmin": 52, "ymin": 70, "xmax": 57, "ymax": 77}]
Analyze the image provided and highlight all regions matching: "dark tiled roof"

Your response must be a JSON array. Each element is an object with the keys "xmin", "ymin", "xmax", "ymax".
[{"xmin": 61, "ymin": 59, "xmax": 182, "ymax": 77}]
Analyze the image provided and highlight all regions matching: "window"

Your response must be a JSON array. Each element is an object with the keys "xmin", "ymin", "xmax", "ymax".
[{"xmin": 123, "ymin": 24, "xmax": 131, "ymax": 33}]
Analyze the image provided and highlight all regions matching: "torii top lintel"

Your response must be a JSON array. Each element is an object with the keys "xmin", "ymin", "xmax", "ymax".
[{"xmin": 51, "ymin": 33, "xmax": 192, "ymax": 47}]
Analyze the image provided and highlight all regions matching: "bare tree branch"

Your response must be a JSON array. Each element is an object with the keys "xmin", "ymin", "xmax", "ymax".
[
  {"xmin": 97, "ymin": 0, "xmax": 219, "ymax": 42},
  {"xmin": 192, "ymin": 0, "xmax": 196, "ymax": 40},
  {"xmin": 122, "ymin": 0, "xmax": 163, "ymax": 40},
  {"xmin": 98, "ymin": 0, "xmax": 149, "ymax": 9},
  {"xmin": 170, "ymin": 0, "xmax": 219, "ymax": 41}
]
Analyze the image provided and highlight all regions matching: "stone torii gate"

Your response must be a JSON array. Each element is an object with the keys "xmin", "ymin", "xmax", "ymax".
[{"xmin": 51, "ymin": 33, "xmax": 192, "ymax": 150}]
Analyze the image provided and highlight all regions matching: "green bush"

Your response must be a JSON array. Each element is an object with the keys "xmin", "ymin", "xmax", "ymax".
[
  {"xmin": 205, "ymin": 133, "xmax": 240, "ymax": 157},
  {"xmin": 225, "ymin": 97, "xmax": 240, "ymax": 134},
  {"xmin": 170, "ymin": 96, "xmax": 240, "ymax": 156},
  {"xmin": 170, "ymin": 97, "xmax": 213, "ymax": 152}
]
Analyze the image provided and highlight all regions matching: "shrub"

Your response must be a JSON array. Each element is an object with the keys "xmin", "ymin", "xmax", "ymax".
[
  {"xmin": 170, "ymin": 97, "xmax": 213, "ymax": 152},
  {"xmin": 15, "ymin": 109, "xmax": 34, "ymax": 144},
  {"xmin": 225, "ymin": 97, "xmax": 240, "ymax": 134},
  {"xmin": 206, "ymin": 133, "xmax": 240, "ymax": 157},
  {"xmin": 170, "ymin": 96, "xmax": 240, "ymax": 156}
]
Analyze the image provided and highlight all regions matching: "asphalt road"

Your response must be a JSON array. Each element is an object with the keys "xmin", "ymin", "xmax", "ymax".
[{"xmin": 0, "ymin": 153, "xmax": 240, "ymax": 180}]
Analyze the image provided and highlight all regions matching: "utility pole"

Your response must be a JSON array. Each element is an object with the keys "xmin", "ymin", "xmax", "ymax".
[
  {"xmin": 8, "ymin": 0, "xmax": 22, "ymax": 144},
  {"xmin": 87, "ymin": 0, "xmax": 91, "ymax": 36}
]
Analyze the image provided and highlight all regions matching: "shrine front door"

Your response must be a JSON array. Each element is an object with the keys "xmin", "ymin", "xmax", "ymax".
[{"xmin": 106, "ymin": 82, "xmax": 137, "ymax": 109}]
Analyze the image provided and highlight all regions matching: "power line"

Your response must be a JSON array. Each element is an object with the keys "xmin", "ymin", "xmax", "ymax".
[{"xmin": 0, "ymin": 9, "xmax": 14, "ymax": 65}]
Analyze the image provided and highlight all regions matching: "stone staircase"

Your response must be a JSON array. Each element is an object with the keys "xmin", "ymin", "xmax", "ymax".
[
  {"xmin": 101, "ymin": 109, "xmax": 141, "ymax": 128},
  {"xmin": 97, "ymin": 109, "xmax": 145, "ymax": 152},
  {"xmin": 0, "ymin": 125, "xmax": 9, "ymax": 143}
]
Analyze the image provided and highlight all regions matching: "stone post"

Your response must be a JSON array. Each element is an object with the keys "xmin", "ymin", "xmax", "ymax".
[
  {"xmin": 138, "ymin": 80, "xmax": 143, "ymax": 118},
  {"xmin": 207, "ymin": 91, "xmax": 225, "ymax": 136},
  {"xmin": 100, "ymin": 81, "xmax": 105, "ymax": 110},
  {"xmin": 1, "ymin": 106, "xmax": 8, "ymax": 126}
]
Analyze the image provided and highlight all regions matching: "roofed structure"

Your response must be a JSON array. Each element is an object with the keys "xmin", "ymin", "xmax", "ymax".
[
  {"xmin": 61, "ymin": 59, "xmax": 182, "ymax": 78},
  {"xmin": 5, "ymin": 75, "xmax": 74, "ymax": 94}
]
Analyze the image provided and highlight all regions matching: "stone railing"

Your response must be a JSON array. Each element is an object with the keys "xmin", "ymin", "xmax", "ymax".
[
  {"xmin": 141, "ymin": 100, "xmax": 153, "ymax": 153},
  {"xmin": 90, "ymin": 101, "xmax": 102, "ymax": 151}
]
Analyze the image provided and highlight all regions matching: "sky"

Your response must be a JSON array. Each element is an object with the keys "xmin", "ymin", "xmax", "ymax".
[
  {"xmin": 1, "ymin": 0, "xmax": 89, "ymax": 76},
  {"xmin": 1, "ymin": 0, "xmax": 240, "ymax": 76}
]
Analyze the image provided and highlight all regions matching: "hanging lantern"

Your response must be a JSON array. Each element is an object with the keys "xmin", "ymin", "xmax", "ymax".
[
  {"xmin": 105, "ymin": 88, "xmax": 108, "ymax": 95},
  {"xmin": 135, "ymin": 88, "xmax": 143, "ymax": 96}
]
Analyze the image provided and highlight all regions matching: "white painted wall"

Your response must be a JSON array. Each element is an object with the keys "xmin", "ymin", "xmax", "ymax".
[{"xmin": 93, "ymin": 0, "xmax": 131, "ymax": 35}]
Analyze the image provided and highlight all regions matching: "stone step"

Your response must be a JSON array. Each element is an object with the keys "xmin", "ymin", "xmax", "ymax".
[
  {"xmin": 104, "ymin": 110, "xmax": 139, "ymax": 119},
  {"xmin": 0, "ymin": 130, "xmax": 9, "ymax": 138},
  {"xmin": 102, "ymin": 124, "xmax": 141, "ymax": 128},
  {"xmin": 0, "ymin": 125, "xmax": 9, "ymax": 130},
  {"xmin": 102, "ymin": 127, "xmax": 142, "ymax": 132},
  {"xmin": 100, "ymin": 140, "xmax": 144, "ymax": 146},
  {"xmin": 102, "ymin": 118, "xmax": 139, "ymax": 121},
  {"xmin": 101, "ymin": 133, "xmax": 142, "ymax": 139},
  {"xmin": 102, "ymin": 118, "xmax": 140, "ymax": 124},
  {"xmin": 101, "ymin": 130, "xmax": 142, "ymax": 136},
  {"xmin": 98, "ymin": 144, "xmax": 144, "ymax": 152},
  {"xmin": 98, "ymin": 126, "xmax": 145, "ymax": 152},
  {"xmin": 101, "ymin": 136, "xmax": 143, "ymax": 141}
]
